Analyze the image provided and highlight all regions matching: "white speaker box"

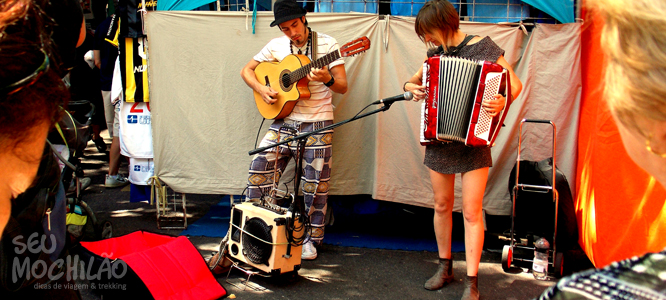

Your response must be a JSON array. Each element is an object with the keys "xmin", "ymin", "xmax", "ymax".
[{"xmin": 227, "ymin": 201, "xmax": 304, "ymax": 275}]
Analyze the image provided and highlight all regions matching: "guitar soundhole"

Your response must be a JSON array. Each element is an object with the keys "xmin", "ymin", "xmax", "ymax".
[{"xmin": 280, "ymin": 70, "xmax": 293, "ymax": 92}]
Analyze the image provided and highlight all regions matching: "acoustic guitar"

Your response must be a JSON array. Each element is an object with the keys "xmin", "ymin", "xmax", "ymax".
[{"xmin": 253, "ymin": 36, "xmax": 370, "ymax": 119}]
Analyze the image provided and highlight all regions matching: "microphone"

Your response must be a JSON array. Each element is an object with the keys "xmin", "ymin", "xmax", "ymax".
[{"xmin": 371, "ymin": 91, "xmax": 414, "ymax": 105}]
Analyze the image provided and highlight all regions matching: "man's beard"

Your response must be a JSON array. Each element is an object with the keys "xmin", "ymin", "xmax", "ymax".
[{"xmin": 292, "ymin": 28, "xmax": 309, "ymax": 47}]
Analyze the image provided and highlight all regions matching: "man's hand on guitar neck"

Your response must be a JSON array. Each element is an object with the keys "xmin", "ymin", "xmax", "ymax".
[
  {"xmin": 312, "ymin": 64, "xmax": 348, "ymax": 94},
  {"xmin": 307, "ymin": 66, "xmax": 331, "ymax": 84}
]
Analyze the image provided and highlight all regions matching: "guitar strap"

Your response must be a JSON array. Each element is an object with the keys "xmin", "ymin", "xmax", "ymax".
[{"xmin": 310, "ymin": 30, "xmax": 317, "ymax": 61}]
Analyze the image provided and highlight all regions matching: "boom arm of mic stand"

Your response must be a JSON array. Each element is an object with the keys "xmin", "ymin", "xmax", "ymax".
[{"xmin": 248, "ymin": 103, "xmax": 393, "ymax": 156}]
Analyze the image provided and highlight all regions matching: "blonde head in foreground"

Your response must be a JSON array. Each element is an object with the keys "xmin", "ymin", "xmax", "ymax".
[{"xmin": 588, "ymin": 0, "xmax": 666, "ymax": 187}]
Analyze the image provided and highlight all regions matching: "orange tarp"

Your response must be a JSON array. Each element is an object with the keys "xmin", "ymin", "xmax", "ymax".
[{"xmin": 576, "ymin": 4, "xmax": 666, "ymax": 268}]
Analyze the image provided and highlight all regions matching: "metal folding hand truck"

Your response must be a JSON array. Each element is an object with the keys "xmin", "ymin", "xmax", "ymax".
[{"xmin": 501, "ymin": 119, "xmax": 565, "ymax": 278}]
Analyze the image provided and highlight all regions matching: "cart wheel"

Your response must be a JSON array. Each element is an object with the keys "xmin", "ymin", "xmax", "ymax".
[
  {"xmin": 554, "ymin": 251, "xmax": 564, "ymax": 278},
  {"xmin": 95, "ymin": 221, "xmax": 113, "ymax": 240},
  {"xmin": 501, "ymin": 245, "xmax": 513, "ymax": 272}
]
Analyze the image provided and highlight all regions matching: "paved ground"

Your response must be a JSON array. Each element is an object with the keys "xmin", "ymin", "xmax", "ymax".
[{"xmin": 72, "ymin": 132, "xmax": 593, "ymax": 300}]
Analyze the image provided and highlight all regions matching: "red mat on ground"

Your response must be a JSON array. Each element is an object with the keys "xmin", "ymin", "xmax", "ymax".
[{"xmin": 81, "ymin": 231, "xmax": 226, "ymax": 300}]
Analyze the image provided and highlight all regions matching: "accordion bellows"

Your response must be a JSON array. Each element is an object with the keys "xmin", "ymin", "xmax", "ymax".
[{"xmin": 421, "ymin": 56, "xmax": 511, "ymax": 147}]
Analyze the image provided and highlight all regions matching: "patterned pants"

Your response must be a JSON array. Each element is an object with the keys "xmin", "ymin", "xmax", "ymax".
[{"xmin": 247, "ymin": 119, "xmax": 333, "ymax": 243}]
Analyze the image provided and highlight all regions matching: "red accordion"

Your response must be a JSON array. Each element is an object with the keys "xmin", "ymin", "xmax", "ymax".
[{"xmin": 420, "ymin": 56, "xmax": 511, "ymax": 147}]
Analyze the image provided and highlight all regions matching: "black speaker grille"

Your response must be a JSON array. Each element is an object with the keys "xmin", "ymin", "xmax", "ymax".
[{"xmin": 242, "ymin": 217, "xmax": 273, "ymax": 265}]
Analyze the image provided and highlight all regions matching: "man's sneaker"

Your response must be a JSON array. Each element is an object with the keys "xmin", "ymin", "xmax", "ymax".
[
  {"xmin": 105, "ymin": 174, "xmax": 129, "ymax": 188},
  {"xmin": 302, "ymin": 240, "xmax": 317, "ymax": 260}
]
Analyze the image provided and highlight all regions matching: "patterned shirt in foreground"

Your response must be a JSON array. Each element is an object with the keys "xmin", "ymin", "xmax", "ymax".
[{"xmin": 536, "ymin": 248, "xmax": 666, "ymax": 300}]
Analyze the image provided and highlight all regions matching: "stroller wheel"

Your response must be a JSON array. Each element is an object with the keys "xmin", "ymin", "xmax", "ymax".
[
  {"xmin": 95, "ymin": 221, "xmax": 113, "ymax": 240},
  {"xmin": 501, "ymin": 245, "xmax": 513, "ymax": 272}
]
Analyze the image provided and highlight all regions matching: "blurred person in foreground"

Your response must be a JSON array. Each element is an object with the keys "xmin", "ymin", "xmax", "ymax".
[
  {"xmin": 0, "ymin": 0, "xmax": 74, "ymax": 239},
  {"xmin": 536, "ymin": 0, "xmax": 666, "ymax": 299},
  {"xmin": 1, "ymin": 0, "xmax": 86, "ymax": 298}
]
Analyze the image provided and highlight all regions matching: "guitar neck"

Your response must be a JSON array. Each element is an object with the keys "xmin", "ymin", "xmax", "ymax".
[{"xmin": 290, "ymin": 50, "xmax": 341, "ymax": 82}]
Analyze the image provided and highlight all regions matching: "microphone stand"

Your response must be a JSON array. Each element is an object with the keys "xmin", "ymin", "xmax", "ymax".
[{"xmin": 248, "ymin": 101, "xmax": 398, "ymax": 239}]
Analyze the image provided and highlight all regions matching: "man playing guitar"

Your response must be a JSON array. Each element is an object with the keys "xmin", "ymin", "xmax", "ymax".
[{"xmin": 240, "ymin": 0, "xmax": 348, "ymax": 261}]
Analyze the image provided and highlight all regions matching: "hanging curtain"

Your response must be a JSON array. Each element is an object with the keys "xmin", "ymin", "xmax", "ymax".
[{"xmin": 144, "ymin": 12, "xmax": 581, "ymax": 218}]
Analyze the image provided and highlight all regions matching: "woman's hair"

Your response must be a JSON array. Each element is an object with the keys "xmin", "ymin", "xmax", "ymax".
[
  {"xmin": 587, "ymin": 0, "xmax": 666, "ymax": 135},
  {"xmin": 0, "ymin": 0, "xmax": 68, "ymax": 151},
  {"xmin": 414, "ymin": 0, "xmax": 460, "ymax": 45}
]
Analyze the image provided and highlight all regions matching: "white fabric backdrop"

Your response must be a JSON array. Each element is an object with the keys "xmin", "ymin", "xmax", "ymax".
[{"xmin": 145, "ymin": 11, "xmax": 580, "ymax": 215}]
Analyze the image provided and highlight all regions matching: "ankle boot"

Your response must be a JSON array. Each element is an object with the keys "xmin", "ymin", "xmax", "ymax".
[
  {"xmin": 461, "ymin": 275, "xmax": 479, "ymax": 300},
  {"xmin": 424, "ymin": 258, "xmax": 454, "ymax": 290}
]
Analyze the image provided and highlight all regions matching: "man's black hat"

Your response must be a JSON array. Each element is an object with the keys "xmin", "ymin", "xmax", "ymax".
[{"xmin": 270, "ymin": 0, "xmax": 307, "ymax": 27}]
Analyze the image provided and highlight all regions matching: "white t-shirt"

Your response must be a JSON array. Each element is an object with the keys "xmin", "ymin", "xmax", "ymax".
[
  {"xmin": 119, "ymin": 101, "xmax": 153, "ymax": 159},
  {"xmin": 253, "ymin": 32, "xmax": 344, "ymax": 122},
  {"xmin": 129, "ymin": 157, "xmax": 154, "ymax": 185}
]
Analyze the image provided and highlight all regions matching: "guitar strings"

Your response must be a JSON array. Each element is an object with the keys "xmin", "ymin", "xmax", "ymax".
[{"xmin": 288, "ymin": 48, "xmax": 339, "ymax": 86}]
